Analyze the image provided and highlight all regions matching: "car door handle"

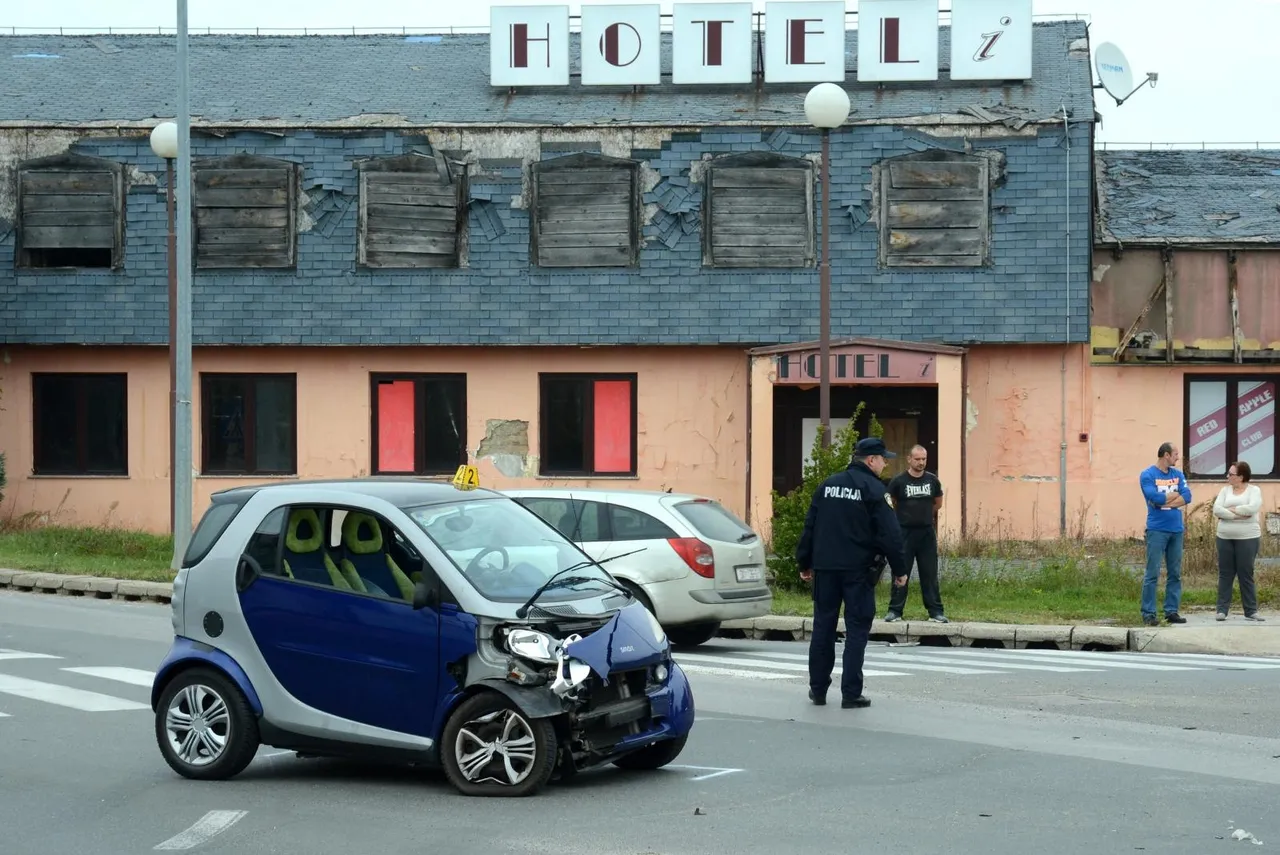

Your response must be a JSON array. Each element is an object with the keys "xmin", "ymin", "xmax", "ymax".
[{"xmin": 236, "ymin": 554, "xmax": 264, "ymax": 592}]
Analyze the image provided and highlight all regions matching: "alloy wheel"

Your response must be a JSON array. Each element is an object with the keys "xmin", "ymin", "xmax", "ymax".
[
  {"xmin": 454, "ymin": 708, "xmax": 539, "ymax": 786},
  {"xmin": 165, "ymin": 683, "xmax": 230, "ymax": 767}
]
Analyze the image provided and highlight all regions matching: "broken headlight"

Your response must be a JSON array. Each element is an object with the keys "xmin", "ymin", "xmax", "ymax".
[{"xmin": 504, "ymin": 628, "xmax": 560, "ymax": 664}]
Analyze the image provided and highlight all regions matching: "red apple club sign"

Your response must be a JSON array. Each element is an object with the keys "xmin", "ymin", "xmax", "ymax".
[{"xmin": 489, "ymin": 1, "xmax": 1034, "ymax": 88}]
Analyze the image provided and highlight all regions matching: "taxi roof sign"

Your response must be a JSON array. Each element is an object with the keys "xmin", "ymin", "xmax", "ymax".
[{"xmin": 452, "ymin": 465, "xmax": 480, "ymax": 490}]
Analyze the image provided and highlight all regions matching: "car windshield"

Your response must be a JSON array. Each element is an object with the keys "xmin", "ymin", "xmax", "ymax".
[{"xmin": 403, "ymin": 496, "xmax": 617, "ymax": 603}]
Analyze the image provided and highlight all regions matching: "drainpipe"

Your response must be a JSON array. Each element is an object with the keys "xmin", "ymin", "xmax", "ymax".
[
  {"xmin": 1060, "ymin": 104, "xmax": 1071, "ymax": 539},
  {"xmin": 745, "ymin": 352, "xmax": 753, "ymax": 527},
  {"xmin": 960, "ymin": 350, "xmax": 969, "ymax": 540}
]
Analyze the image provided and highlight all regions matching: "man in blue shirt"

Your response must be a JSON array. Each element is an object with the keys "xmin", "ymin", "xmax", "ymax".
[{"xmin": 1139, "ymin": 442, "xmax": 1192, "ymax": 626}]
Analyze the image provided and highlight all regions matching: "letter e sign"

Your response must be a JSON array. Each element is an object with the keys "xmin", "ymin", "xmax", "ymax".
[
  {"xmin": 763, "ymin": 1, "xmax": 847, "ymax": 83},
  {"xmin": 581, "ymin": 4, "xmax": 662, "ymax": 85}
]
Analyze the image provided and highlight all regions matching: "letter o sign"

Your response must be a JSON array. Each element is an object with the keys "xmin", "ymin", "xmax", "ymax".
[{"xmin": 600, "ymin": 22, "xmax": 642, "ymax": 66}]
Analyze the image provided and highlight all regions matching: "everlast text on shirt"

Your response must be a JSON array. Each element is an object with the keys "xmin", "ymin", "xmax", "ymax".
[
  {"xmin": 824, "ymin": 486, "xmax": 863, "ymax": 500},
  {"xmin": 903, "ymin": 482, "xmax": 934, "ymax": 499}
]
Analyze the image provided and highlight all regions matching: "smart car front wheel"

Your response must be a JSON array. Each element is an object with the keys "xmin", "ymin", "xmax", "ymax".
[
  {"xmin": 441, "ymin": 692, "xmax": 558, "ymax": 797},
  {"xmin": 155, "ymin": 667, "xmax": 260, "ymax": 781}
]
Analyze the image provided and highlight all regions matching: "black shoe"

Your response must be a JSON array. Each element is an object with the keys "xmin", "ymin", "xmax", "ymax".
[
  {"xmin": 1142, "ymin": 615, "xmax": 1159, "ymax": 627},
  {"xmin": 1165, "ymin": 613, "xmax": 1187, "ymax": 624},
  {"xmin": 809, "ymin": 688, "xmax": 826, "ymax": 706},
  {"xmin": 841, "ymin": 696, "xmax": 871, "ymax": 709}
]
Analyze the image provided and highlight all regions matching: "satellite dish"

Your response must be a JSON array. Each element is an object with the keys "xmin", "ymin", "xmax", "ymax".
[{"xmin": 1094, "ymin": 42, "xmax": 1148, "ymax": 106}]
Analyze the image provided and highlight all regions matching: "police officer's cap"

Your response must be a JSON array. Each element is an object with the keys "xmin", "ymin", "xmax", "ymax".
[{"xmin": 854, "ymin": 437, "xmax": 896, "ymax": 459}]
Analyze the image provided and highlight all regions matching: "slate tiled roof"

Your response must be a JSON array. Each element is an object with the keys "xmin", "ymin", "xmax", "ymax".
[
  {"xmin": 0, "ymin": 19, "xmax": 1091, "ymax": 127},
  {"xmin": 1095, "ymin": 149, "xmax": 1280, "ymax": 245}
]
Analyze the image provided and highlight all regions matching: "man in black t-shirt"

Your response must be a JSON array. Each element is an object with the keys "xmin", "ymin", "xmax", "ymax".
[{"xmin": 885, "ymin": 444, "xmax": 947, "ymax": 623}]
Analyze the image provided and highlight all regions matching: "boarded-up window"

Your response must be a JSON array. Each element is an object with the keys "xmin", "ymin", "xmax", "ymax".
[
  {"xmin": 15, "ymin": 154, "xmax": 125, "ymax": 269},
  {"xmin": 358, "ymin": 154, "xmax": 463, "ymax": 269},
  {"xmin": 370, "ymin": 374, "xmax": 467, "ymax": 475},
  {"xmin": 878, "ymin": 150, "xmax": 990, "ymax": 268},
  {"xmin": 531, "ymin": 153, "xmax": 640, "ymax": 268},
  {"xmin": 193, "ymin": 154, "xmax": 299, "ymax": 269},
  {"xmin": 703, "ymin": 152, "xmax": 814, "ymax": 268}
]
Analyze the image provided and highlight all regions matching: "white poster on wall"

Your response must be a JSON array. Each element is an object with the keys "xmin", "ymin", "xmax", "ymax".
[
  {"xmin": 949, "ymin": 0, "xmax": 1033, "ymax": 80},
  {"xmin": 763, "ymin": 1, "xmax": 847, "ymax": 83},
  {"xmin": 580, "ymin": 4, "xmax": 662, "ymax": 85},
  {"xmin": 489, "ymin": 5, "xmax": 571, "ymax": 87},
  {"xmin": 801, "ymin": 417, "xmax": 851, "ymax": 469},
  {"xmin": 855, "ymin": 0, "xmax": 939, "ymax": 82},
  {"xmin": 672, "ymin": 2, "xmax": 754, "ymax": 84}
]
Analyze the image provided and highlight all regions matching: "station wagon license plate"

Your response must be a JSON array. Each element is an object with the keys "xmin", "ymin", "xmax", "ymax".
[{"xmin": 734, "ymin": 565, "xmax": 764, "ymax": 583}]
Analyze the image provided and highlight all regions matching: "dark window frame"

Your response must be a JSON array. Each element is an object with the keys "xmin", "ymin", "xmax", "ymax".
[
  {"xmin": 529, "ymin": 152, "xmax": 642, "ymax": 269},
  {"xmin": 1183, "ymin": 373, "xmax": 1280, "ymax": 480},
  {"xmin": 14, "ymin": 152, "xmax": 127, "ymax": 271},
  {"xmin": 537, "ymin": 372, "xmax": 638, "ymax": 477},
  {"xmin": 701, "ymin": 151, "xmax": 815, "ymax": 269},
  {"xmin": 192, "ymin": 153, "xmax": 300, "ymax": 271},
  {"xmin": 369, "ymin": 373, "xmax": 469, "ymax": 476},
  {"xmin": 356, "ymin": 153, "xmax": 468, "ymax": 269},
  {"xmin": 31, "ymin": 372, "xmax": 129, "ymax": 476},
  {"xmin": 200, "ymin": 372, "xmax": 298, "ymax": 476}
]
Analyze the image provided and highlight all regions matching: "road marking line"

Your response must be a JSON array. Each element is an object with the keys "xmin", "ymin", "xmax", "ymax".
[
  {"xmin": 866, "ymin": 652, "xmax": 1103, "ymax": 674},
  {"xmin": 154, "ymin": 810, "xmax": 248, "ymax": 851},
  {"xmin": 0, "ymin": 674, "xmax": 150, "ymax": 712},
  {"xmin": 0, "ymin": 649, "xmax": 61, "ymax": 661},
  {"xmin": 62, "ymin": 666, "xmax": 155, "ymax": 687},
  {"xmin": 952, "ymin": 650, "xmax": 1206, "ymax": 671},
  {"xmin": 667, "ymin": 764, "xmax": 743, "ymax": 781},
  {"xmin": 677, "ymin": 653, "xmax": 910, "ymax": 678},
  {"xmin": 0, "ymin": 711, "xmax": 9, "ymax": 718},
  {"xmin": 678, "ymin": 664, "xmax": 801, "ymax": 680}
]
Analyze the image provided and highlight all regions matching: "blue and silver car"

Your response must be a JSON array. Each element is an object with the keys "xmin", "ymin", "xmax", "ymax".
[{"xmin": 150, "ymin": 479, "xmax": 695, "ymax": 797}]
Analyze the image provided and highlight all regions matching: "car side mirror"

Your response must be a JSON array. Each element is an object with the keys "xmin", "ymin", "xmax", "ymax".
[
  {"xmin": 412, "ymin": 577, "xmax": 441, "ymax": 612},
  {"xmin": 236, "ymin": 553, "xmax": 263, "ymax": 592}
]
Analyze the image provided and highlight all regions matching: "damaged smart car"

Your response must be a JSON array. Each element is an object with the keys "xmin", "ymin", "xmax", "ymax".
[{"xmin": 150, "ymin": 479, "xmax": 695, "ymax": 797}]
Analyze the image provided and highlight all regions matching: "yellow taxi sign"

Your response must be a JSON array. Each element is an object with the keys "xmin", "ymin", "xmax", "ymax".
[{"xmin": 452, "ymin": 464, "xmax": 480, "ymax": 490}]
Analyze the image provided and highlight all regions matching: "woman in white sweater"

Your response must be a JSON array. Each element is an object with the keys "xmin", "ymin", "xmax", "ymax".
[{"xmin": 1212, "ymin": 460, "xmax": 1265, "ymax": 621}]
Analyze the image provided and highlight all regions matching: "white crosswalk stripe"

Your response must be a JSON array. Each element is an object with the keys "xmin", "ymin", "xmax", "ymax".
[
  {"xmin": 61, "ymin": 666, "xmax": 157, "ymax": 687},
  {"xmin": 0, "ymin": 648, "xmax": 62, "ymax": 661},
  {"xmin": 675, "ymin": 645, "xmax": 1280, "ymax": 682},
  {"xmin": 0, "ymin": 674, "xmax": 149, "ymax": 712}
]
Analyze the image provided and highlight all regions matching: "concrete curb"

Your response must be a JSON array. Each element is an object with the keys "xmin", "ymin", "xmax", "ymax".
[{"xmin": 4, "ymin": 568, "xmax": 1278, "ymax": 657}]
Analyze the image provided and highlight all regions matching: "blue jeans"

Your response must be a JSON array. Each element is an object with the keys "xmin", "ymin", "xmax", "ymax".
[{"xmin": 1142, "ymin": 529, "xmax": 1183, "ymax": 618}]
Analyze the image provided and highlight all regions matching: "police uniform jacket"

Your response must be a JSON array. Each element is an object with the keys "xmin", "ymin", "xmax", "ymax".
[{"xmin": 795, "ymin": 460, "xmax": 909, "ymax": 577}]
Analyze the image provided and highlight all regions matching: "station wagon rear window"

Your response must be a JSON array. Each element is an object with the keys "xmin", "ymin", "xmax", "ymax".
[{"xmin": 671, "ymin": 499, "xmax": 757, "ymax": 544}]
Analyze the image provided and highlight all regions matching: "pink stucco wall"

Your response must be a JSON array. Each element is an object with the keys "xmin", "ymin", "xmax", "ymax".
[
  {"xmin": 964, "ymin": 344, "xmax": 1280, "ymax": 539},
  {"xmin": 0, "ymin": 345, "xmax": 749, "ymax": 534}
]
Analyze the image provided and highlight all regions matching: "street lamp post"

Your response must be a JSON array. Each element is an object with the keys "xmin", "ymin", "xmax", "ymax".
[
  {"xmin": 149, "ymin": 122, "xmax": 179, "ymax": 536},
  {"xmin": 804, "ymin": 83, "xmax": 850, "ymax": 450}
]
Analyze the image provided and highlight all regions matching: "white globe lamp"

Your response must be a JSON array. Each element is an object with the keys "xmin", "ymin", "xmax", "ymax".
[
  {"xmin": 150, "ymin": 121, "xmax": 179, "ymax": 159},
  {"xmin": 804, "ymin": 82, "xmax": 850, "ymax": 130}
]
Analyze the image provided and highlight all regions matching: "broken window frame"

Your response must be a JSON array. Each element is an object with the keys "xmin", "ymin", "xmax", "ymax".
[
  {"xmin": 701, "ymin": 151, "xmax": 815, "ymax": 269},
  {"xmin": 200, "ymin": 372, "xmax": 298, "ymax": 476},
  {"xmin": 369, "ymin": 373, "xmax": 468, "ymax": 476},
  {"xmin": 356, "ymin": 153, "xmax": 466, "ymax": 269},
  {"xmin": 14, "ymin": 153, "xmax": 127, "ymax": 271},
  {"xmin": 1183, "ymin": 374, "xmax": 1279, "ymax": 480},
  {"xmin": 31, "ymin": 372, "xmax": 129, "ymax": 476},
  {"xmin": 537, "ymin": 373, "xmax": 638, "ymax": 477},
  {"xmin": 529, "ymin": 152, "xmax": 642, "ymax": 269},
  {"xmin": 876, "ymin": 149, "xmax": 991, "ymax": 269},
  {"xmin": 192, "ymin": 153, "xmax": 300, "ymax": 270}
]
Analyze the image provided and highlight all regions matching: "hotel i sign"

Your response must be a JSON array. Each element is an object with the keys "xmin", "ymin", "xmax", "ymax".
[{"xmin": 489, "ymin": 0, "xmax": 1033, "ymax": 87}]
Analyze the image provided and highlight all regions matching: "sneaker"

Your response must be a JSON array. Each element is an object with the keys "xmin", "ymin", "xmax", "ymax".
[
  {"xmin": 841, "ymin": 696, "xmax": 871, "ymax": 709},
  {"xmin": 808, "ymin": 688, "xmax": 827, "ymax": 706},
  {"xmin": 883, "ymin": 612, "xmax": 902, "ymax": 623},
  {"xmin": 1244, "ymin": 614, "xmax": 1266, "ymax": 622},
  {"xmin": 1165, "ymin": 613, "xmax": 1187, "ymax": 624},
  {"xmin": 1216, "ymin": 612, "xmax": 1227, "ymax": 621},
  {"xmin": 928, "ymin": 614, "xmax": 949, "ymax": 624},
  {"xmin": 1142, "ymin": 615, "xmax": 1159, "ymax": 627}
]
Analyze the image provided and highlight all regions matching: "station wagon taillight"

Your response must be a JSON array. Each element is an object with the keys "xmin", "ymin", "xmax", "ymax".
[{"xmin": 668, "ymin": 537, "xmax": 715, "ymax": 578}]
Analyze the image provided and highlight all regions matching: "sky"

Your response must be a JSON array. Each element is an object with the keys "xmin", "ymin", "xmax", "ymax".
[{"xmin": 3, "ymin": 0, "xmax": 1278, "ymax": 145}]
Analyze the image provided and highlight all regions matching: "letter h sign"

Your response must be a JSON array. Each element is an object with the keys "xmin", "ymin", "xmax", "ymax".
[{"xmin": 491, "ymin": 5, "xmax": 570, "ymax": 86}]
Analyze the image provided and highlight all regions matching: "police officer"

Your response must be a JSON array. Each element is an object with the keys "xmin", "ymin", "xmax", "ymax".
[{"xmin": 796, "ymin": 436, "xmax": 908, "ymax": 709}]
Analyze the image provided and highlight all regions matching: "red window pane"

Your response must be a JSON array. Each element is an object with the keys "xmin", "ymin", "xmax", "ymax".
[
  {"xmin": 593, "ymin": 380, "xmax": 632, "ymax": 473},
  {"xmin": 377, "ymin": 380, "xmax": 416, "ymax": 472}
]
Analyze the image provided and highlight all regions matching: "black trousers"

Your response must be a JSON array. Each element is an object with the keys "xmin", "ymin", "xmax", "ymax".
[
  {"xmin": 888, "ymin": 526, "xmax": 944, "ymax": 617},
  {"xmin": 809, "ymin": 568, "xmax": 876, "ymax": 700},
  {"xmin": 1216, "ymin": 536, "xmax": 1260, "ymax": 615}
]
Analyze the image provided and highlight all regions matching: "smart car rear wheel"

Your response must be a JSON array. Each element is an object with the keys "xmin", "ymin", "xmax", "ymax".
[
  {"xmin": 155, "ymin": 667, "xmax": 259, "ymax": 781},
  {"xmin": 611, "ymin": 735, "xmax": 688, "ymax": 771},
  {"xmin": 666, "ymin": 622, "xmax": 720, "ymax": 648},
  {"xmin": 441, "ymin": 692, "xmax": 557, "ymax": 797}
]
